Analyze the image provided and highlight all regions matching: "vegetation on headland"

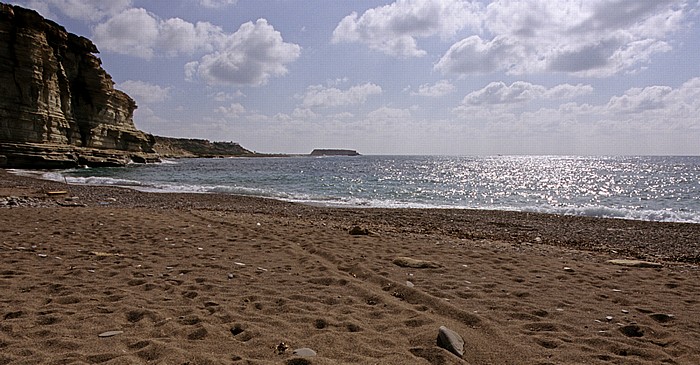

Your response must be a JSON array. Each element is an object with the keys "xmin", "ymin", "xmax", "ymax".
[{"xmin": 152, "ymin": 136, "xmax": 287, "ymax": 158}]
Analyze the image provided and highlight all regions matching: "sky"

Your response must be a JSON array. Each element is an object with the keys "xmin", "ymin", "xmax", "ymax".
[{"xmin": 9, "ymin": 0, "xmax": 700, "ymax": 155}]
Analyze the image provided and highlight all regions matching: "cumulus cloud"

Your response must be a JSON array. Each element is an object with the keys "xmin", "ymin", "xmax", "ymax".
[
  {"xmin": 435, "ymin": 0, "xmax": 691, "ymax": 77},
  {"xmin": 93, "ymin": 8, "xmax": 160, "ymax": 58},
  {"xmin": 93, "ymin": 9, "xmax": 300, "ymax": 85},
  {"xmin": 116, "ymin": 80, "xmax": 171, "ymax": 104},
  {"xmin": 93, "ymin": 8, "xmax": 226, "ymax": 59},
  {"xmin": 217, "ymin": 103, "xmax": 246, "ymax": 116},
  {"xmin": 186, "ymin": 19, "xmax": 301, "ymax": 86},
  {"xmin": 460, "ymin": 81, "xmax": 593, "ymax": 106},
  {"xmin": 300, "ymin": 83, "xmax": 382, "ymax": 108},
  {"xmin": 332, "ymin": 0, "xmax": 481, "ymax": 57},
  {"xmin": 411, "ymin": 80, "xmax": 455, "ymax": 97},
  {"xmin": 367, "ymin": 106, "xmax": 412, "ymax": 120},
  {"xmin": 455, "ymin": 77, "xmax": 700, "ymax": 136}
]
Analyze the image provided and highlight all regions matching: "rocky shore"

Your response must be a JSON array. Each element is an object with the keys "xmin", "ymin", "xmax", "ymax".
[{"xmin": 1, "ymin": 169, "xmax": 699, "ymax": 364}]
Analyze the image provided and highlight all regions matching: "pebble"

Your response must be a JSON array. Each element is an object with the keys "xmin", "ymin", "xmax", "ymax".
[
  {"xmin": 406, "ymin": 281, "xmax": 415, "ymax": 287},
  {"xmin": 563, "ymin": 267, "xmax": 575, "ymax": 272},
  {"xmin": 98, "ymin": 330, "xmax": 123, "ymax": 338},
  {"xmin": 292, "ymin": 348, "xmax": 317, "ymax": 357},
  {"xmin": 393, "ymin": 257, "xmax": 441, "ymax": 269},
  {"xmin": 437, "ymin": 326, "xmax": 464, "ymax": 358},
  {"xmin": 605, "ymin": 316, "xmax": 613, "ymax": 321},
  {"xmin": 606, "ymin": 259, "xmax": 662, "ymax": 268}
]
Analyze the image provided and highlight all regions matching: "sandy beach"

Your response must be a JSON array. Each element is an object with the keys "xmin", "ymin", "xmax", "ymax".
[{"xmin": 1, "ymin": 169, "xmax": 699, "ymax": 364}]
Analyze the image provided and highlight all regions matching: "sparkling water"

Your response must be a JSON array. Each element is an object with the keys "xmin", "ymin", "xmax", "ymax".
[{"xmin": 46, "ymin": 155, "xmax": 700, "ymax": 223}]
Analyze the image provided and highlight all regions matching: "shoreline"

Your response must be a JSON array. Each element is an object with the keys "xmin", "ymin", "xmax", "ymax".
[
  {"xmin": 8, "ymin": 165, "xmax": 700, "ymax": 225},
  {"xmin": 2, "ymin": 168, "xmax": 700, "ymax": 364},
  {"xmin": 2, "ymin": 168, "xmax": 699, "ymax": 264}
]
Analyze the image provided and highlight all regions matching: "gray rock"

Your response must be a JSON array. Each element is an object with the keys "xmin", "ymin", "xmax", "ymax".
[
  {"xmin": 98, "ymin": 330, "xmax": 123, "ymax": 338},
  {"xmin": 606, "ymin": 259, "xmax": 662, "ymax": 268},
  {"xmin": 393, "ymin": 257, "xmax": 440, "ymax": 269},
  {"xmin": 292, "ymin": 348, "xmax": 317, "ymax": 357},
  {"xmin": 436, "ymin": 326, "xmax": 464, "ymax": 358}
]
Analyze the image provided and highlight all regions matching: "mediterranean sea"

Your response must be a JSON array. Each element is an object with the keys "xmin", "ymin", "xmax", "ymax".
[{"xmin": 40, "ymin": 155, "xmax": 700, "ymax": 223}]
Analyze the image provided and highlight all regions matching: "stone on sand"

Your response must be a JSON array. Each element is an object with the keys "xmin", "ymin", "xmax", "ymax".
[
  {"xmin": 348, "ymin": 226, "xmax": 369, "ymax": 235},
  {"xmin": 606, "ymin": 259, "xmax": 662, "ymax": 268},
  {"xmin": 436, "ymin": 326, "xmax": 464, "ymax": 358},
  {"xmin": 292, "ymin": 348, "xmax": 317, "ymax": 357},
  {"xmin": 98, "ymin": 330, "xmax": 123, "ymax": 338},
  {"xmin": 393, "ymin": 257, "xmax": 440, "ymax": 268}
]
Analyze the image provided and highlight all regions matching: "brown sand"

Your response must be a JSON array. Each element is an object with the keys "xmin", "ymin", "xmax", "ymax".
[{"xmin": 1, "ymin": 169, "xmax": 699, "ymax": 364}]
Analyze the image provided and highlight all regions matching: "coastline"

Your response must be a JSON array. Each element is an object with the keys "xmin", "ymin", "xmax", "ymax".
[{"xmin": 2, "ymin": 168, "xmax": 700, "ymax": 364}]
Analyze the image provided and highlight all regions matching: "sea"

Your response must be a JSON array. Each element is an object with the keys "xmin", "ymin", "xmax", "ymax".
[{"xmin": 33, "ymin": 155, "xmax": 700, "ymax": 224}]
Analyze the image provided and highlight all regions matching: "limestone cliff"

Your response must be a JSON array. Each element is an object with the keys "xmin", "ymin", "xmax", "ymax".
[{"xmin": 0, "ymin": 3, "xmax": 159, "ymax": 168}]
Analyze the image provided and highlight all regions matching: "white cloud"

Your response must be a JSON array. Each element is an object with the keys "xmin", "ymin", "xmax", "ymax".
[
  {"xmin": 460, "ymin": 81, "xmax": 593, "ymax": 106},
  {"xmin": 436, "ymin": 0, "xmax": 691, "ymax": 77},
  {"xmin": 411, "ymin": 80, "xmax": 455, "ymax": 97},
  {"xmin": 198, "ymin": 0, "xmax": 237, "ymax": 8},
  {"xmin": 217, "ymin": 103, "xmax": 246, "ymax": 116},
  {"xmin": 187, "ymin": 19, "xmax": 301, "ymax": 86},
  {"xmin": 367, "ymin": 106, "xmax": 411, "ymax": 120},
  {"xmin": 300, "ymin": 83, "xmax": 382, "ymax": 108},
  {"xmin": 93, "ymin": 8, "xmax": 160, "ymax": 59},
  {"xmin": 210, "ymin": 91, "xmax": 245, "ymax": 102},
  {"xmin": 332, "ymin": 0, "xmax": 481, "ymax": 57},
  {"xmin": 454, "ymin": 77, "xmax": 700, "ymax": 136},
  {"xmin": 291, "ymin": 108, "xmax": 317, "ymax": 120},
  {"xmin": 116, "ymin": 80, "xmax": 171, "ymax": 104},
  {"xmin": 93, "ymin": 8, "xmax": 226, "ymax": 59}
]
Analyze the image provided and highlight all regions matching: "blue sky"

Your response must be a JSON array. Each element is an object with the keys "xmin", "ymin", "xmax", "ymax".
[{"xmin": 10, "ymin": 0, "xmax": 700, "ymax": 155}]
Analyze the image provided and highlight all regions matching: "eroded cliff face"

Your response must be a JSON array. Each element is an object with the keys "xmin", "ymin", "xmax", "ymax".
[{"xmin": 0, "ymin": 3, "xmax": 159, "ymax": 168}]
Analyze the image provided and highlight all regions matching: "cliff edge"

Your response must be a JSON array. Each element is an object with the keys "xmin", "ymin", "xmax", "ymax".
[{"xmin": 0, "ymin": 3, "xmax": 159, "ymax": 168}]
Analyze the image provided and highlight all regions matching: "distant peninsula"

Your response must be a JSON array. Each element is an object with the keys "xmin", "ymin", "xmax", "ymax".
[
  {"xmin": 310, "ymin": 149, "xmax": 361, "ymax": 156},
  {"xmin": 153, "ymin": 136, "xmax": 265, "ymax": 158}
]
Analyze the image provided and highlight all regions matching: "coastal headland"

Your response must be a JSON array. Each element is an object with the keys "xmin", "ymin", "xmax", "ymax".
[{"xmin": 1, "ymin": 169, "xmax": 699, "ymax": 364}]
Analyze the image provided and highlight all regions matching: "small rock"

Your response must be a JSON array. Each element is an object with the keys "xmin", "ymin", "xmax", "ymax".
[
  {"xmin": 393, "ymin": 257, "xmax": 440, "ymax": 269},
  {"xmin": 606, "ymin": 259, "xmax": 662, "ymax": 268},
  {"xmin": 349, "ymin": 226, "xmax": 369, "ymax": 235},
  {"xmin": 563, "ymin": 267, "xmax": 575, "ymax": 272},
  {"xmin": 292, "ymin": 348, "xmax": 317, "ymax": 357},
  {"xmin": 276, "ymin": 342, "xmax": 290, "ymax": 354},
  {"xmin": 605, "ymin": 316, "xmax": 613, "ymax": 321},
  {"xmin": 98, "ymin": 330, "xmax": 123, "ymax": 338},
  {"xmin": 437, "ymin": 326, "xmax": 464, "ymax": 358},
  {"xmin": 621, "ymin": 309, "xmax": 629, "ymax": 314},
  {"xmin": 406, "ymin": 281, "xmax": 415, "ymax": 287}
]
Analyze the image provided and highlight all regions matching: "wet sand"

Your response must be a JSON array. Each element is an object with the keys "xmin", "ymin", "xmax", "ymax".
[{"xmin": 1, "ymin": 169, "xmax": 699, "ymax": 364}]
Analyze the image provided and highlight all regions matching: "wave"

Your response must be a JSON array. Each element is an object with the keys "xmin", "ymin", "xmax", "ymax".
[
  {"xmin": 15, "ymin": 169, "xmax": 700, "ymax": 224},
  {"xmin": 519, "ymin": 204, "xmax": 700, "ymax": 224}
]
